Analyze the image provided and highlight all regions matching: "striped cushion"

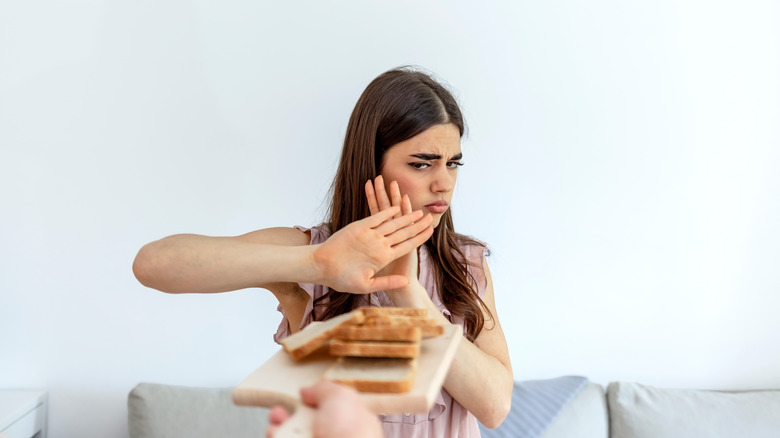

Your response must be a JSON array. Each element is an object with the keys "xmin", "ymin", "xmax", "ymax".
[{"xmin": 479, "ymin": 376, "xmax": 589, "ymax": 438}]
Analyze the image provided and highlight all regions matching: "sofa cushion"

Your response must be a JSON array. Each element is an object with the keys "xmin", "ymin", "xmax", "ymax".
[
  {"xmin": 608, "ymin": 381, "xmax": 780, "ymax": 438},
  {"xmin": 128, "ymin": 382, "xmax": 269, "ymax": 438},
  {"xmin": 541, "ymin": 382, "xmax": 608, "ymax": 438}
]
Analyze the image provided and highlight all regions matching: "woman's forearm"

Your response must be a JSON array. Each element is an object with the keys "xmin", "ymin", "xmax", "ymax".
[
  {"xmin": 132, "ymin": 234, "xmax": 318, "ymax": 293},
  {"xmin": 442, "ymin": 333, "xmax": 513, "ymax": 428}
]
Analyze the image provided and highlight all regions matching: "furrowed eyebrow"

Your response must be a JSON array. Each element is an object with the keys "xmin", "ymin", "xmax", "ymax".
[
  {"xmin": 410, "ymin": 153, "xmax": 441, "ymax": 160},
  {"xmin": 409, "ymin": 152, "xmax": 463, "ymax": 160}
]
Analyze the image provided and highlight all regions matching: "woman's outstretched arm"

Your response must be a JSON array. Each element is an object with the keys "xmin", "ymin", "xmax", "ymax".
[{"xmin": 132, "ymin": 206, "xmax": 433, "ymax": 295}]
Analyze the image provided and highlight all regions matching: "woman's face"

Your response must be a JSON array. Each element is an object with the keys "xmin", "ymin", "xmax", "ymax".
[{"xmin": 379, "ymin": 123, "xmax": 462, "ymax": 228}]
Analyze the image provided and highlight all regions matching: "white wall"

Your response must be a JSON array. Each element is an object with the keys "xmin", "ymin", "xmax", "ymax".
[{"xmin": 1, "ymin": 1, "xmax": 778, "ymax": 437}]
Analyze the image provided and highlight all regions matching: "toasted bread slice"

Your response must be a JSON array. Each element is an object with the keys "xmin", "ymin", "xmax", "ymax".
[
  {"xmin": 329, "ymin": 340, "xmax": 420, "ymax": 358},
  {"xmin": 280, "ymin": 310, "xmax": 365, "ymax": 360},
  {"xmin": 362, "ymin": 315, "xmax": 438, "ymax": 326},
  {"xmin": 324, "ymin": 357, "xmax": 417, "ymax": 393},
  {"xmin": 361, "ymin": 315, "xmax": 444, "ymax": 337},
  {"xmin": 357, "ymin": 306, "xmax": 428, "ymax": 318},
  {"xmin": 418, "ymin": 325, "xmax": 445, "ymax": 337},
  {"xmin": 335, "ymin": 326, "xmax": 422, "ymax": 342}
]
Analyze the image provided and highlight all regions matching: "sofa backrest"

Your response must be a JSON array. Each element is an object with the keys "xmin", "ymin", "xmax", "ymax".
[
  {"xmin": 608, "ymin": 382, "xmax": 780, "ymax": 438},
  {"xmin": 128, "ymin": 382, "xmax": 269, "ymax": 438},
  {"xmin": 541, "ymin": 382, "xmax": 608, "ymax": 438}
]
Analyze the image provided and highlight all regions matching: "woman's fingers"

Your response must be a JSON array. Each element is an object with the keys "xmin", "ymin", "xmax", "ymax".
[
  {"xmin": 388, "ymin": 181, "xmax": 402, "ymax": 218},
  {"xmin": 384, "ymin": 213, "xmax": 433, "ymax": 246},
  {"xmin": 366, "ymin": 176, "xmax": 407, "ymax": 221},
  {"xmin": 373, "ymin": 176, "xmax": 393, "ymax": 212},
  {"xmin": 373, "ymin": 209, "xmax": 424, "ymax": 236},
  {"xmin": 390, "ymin": 220, "xmax": 434, "ymax": 256},
  {"xmin": 401, "ymin": 194, "xmax": 412, "ymax": 216},
  {"xmin": 363, "ymin": 206, "xmax": 401, "ymax": 228},
  {"xmin": 365, "ymin": 180, "xmax": 380, "ymax": 216}
]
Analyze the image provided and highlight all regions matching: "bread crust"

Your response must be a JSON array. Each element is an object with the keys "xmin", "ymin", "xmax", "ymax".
[{"xmin": 280, "ymin": 310, "xmax": 366, "ymax": 360}]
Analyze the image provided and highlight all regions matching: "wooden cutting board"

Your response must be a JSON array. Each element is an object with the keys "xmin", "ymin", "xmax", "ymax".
[{"xmin": 232, "ymin": 323, "xmax": 462, "ymax": 437}]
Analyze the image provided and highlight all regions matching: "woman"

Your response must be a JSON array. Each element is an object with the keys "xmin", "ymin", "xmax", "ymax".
[{"xmin": 133, "ymin": 67, "xmax": 512, "ymax": 437}]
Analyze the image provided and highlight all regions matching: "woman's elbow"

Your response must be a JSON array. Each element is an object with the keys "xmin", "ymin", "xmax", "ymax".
[
  {"xmin": 132, "ymin": 243, "xmax": 167, "ymax": 291},
  {"xmin": 480, "ymin": 396, "xmax": 512, "ymax": 429},
  {"xmin": 478, "ymin": 378, "xmax": 513, "ymax": 429}
]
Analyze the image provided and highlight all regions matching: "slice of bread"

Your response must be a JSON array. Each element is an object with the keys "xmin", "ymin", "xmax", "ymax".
[
  {"xmin": 361, "ymin": 315, "xmax": 438, "ymax": 326},
  {"xmin": 280, "ymin": 310, "xmax": 365, "ymax": 360},
  {"xmin": 335, "ymin": 326, "xmax": 422, "ymax": 342},
  {"xmin": 361, "ymin": 315, "xmax": 444, "ymax": 337},
  {"xmin": 329, "ymin": 340, "xmax": 420, "ymax": 359},
  {"xmin": 324, "ymin": 357, "xmax": 417, "ymax": 393},
  {"xmin": 357, "ymin": 306, "xmax": 428, "ymax": 318}
]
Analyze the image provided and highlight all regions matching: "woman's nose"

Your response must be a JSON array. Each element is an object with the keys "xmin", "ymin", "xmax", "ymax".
[{"xmin": 431, "ymin": 167, "xmax": 455, "ymax": 193}]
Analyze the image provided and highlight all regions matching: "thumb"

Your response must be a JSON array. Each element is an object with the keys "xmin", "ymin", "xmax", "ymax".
[{"xmin": 300, "ymin": 381, "xmax": 352, "ymax": 407}]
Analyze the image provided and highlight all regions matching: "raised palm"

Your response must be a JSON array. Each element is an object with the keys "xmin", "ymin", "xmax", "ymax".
[
  {"xmin": 365, "ymin": 176, "xmax": 428, "ymax": 292},
  {"xmin": 313, "ymin": 203, "xmax": 431, "ymax": 294}
]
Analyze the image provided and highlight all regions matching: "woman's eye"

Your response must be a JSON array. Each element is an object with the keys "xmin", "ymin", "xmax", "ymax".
[
  {"xmin": 410, "ymin": 162, "xmax": 430, "ymax": 169},
  {"xmin": 447, "ymin": 161, "xmax": 464, "ymax": 168}
]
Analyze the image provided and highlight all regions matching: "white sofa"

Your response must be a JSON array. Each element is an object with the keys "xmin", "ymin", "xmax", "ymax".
[
  {"xmin": 519, "ymin": 381, "xmax": 780, "ymax": 438},
  {"xmin": 128, "ymin": 384, "xmax": 269, "ymax": 438},
  {"xmin": 128, "ymin": 380, "xmax": 780, "ymax": 438}
]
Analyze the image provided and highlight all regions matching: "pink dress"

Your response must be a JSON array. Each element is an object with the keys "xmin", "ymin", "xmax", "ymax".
[{"xmin": 274, "ymin": 224, "xmax": 488, "ymax": 438}]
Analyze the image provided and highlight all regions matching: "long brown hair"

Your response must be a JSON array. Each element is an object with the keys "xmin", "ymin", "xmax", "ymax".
[{"xmin": 315, "ymin": 67, "xmax": 492, "ymax": 341}]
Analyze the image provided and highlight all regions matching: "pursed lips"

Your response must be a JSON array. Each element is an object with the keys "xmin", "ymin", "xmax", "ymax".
[{"xmin": 424, "ymin": 200, "xmax": 449, "ymax": 214}]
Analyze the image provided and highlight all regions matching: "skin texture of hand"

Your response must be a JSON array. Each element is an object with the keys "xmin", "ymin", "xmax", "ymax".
[
  {"xmin": 266, "ymin": 381, "xmax": 383, "ymax": 438},
  {"xmin": 312, "ymin": 204, "xmax": 432, "ymax": 294}
]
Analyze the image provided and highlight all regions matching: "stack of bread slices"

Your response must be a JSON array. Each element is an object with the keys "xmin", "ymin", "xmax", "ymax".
[{"xmin": 280, "ymin": 306, "xmax": 444, "ymax": 393}]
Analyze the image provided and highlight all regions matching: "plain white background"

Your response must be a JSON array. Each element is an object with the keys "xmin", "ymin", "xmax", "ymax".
[{"xmin": 1, "ymin": 1, "xmax": 778, "ymax": 437}]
